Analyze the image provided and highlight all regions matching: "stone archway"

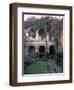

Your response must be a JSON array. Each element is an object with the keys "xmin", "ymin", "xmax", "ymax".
[
  {"xmin": 39, "ymin": 29, "xmax": 46, "ymax": 40},
  {"xmin": 49, "ymin": 45, "xmax": 55, "ymax": 55},
  {"xmin": 39, "ymin": 46, "xmax": 46, "ymax": 58},
  {"xmin": 29, "ymin": 28, "xmax": 36, "ymax": 38},
  {"xmin": 39, "ymin": 46, "xmax": 45, "ymax": 53},
  {"xmin": 28, "ymin": 46, "xmax": 35, "ymax": 55}
]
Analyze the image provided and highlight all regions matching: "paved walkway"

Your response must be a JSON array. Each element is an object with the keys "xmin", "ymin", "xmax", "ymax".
[{"xmin": 47, "ymin": 59, "xmax": 62, "ymax": 73}]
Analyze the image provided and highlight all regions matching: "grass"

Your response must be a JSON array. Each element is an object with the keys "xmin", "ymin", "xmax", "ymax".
[{"xmin": 24, "ymin": 62, "xmax": 48, "ymax": 74}]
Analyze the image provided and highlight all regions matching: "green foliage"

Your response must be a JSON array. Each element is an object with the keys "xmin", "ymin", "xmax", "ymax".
[
  {"xmin": 52, "ymin": 19, "xmax": 63, "ymax": 38},
  {"xmin": 24, "ymin": 16, "xmax": 63, "ymax": 39},
  {"xmin": 24, "ymin": 17, "xmax": 50, "ymax": 31}
]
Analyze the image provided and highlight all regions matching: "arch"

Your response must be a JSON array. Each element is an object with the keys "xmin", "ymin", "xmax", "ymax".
[
  {"xmin": 28, "ymin": 46, "xmax": 35, "ymax": 55},
  {"xmin": 39, "ymin": 46, "xmax": 45, "ymax": 53},
  {"xmin": 39, "ymin": 29, "xmax": 46, "ymax": 40},
  {"xmin": 39, "ymin": 46, "xmax": 46, "ymax": 58},
  {"xmin": 29, "ymin": 28, "xmax": 36, "ymax": 38},
  {"xmin": 49, "ymin": 45, "xmax": 55, "ymax": 55}
]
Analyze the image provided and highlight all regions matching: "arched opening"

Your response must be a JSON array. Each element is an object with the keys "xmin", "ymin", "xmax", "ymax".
[
  {"xmin": 29, "ymin": 29, "xmax": 36, "ymax": 38},
  {"xmin": 39, "ymin": 46, "xmax": 45, "ymax": 53},
  {"xmin": 49, "ymin": 45, "xmax": 55, "ymax": 55},
  {"xmin": 28, "ymin": 46, "xmax": 35, "ymax": 55},
  {"xmin": 39, "ymin": 29, "xmax": 46, "ymax": 40},
  {"xmin": 39, "ymin": 46, "xmax": 45, "ymax": 58}
]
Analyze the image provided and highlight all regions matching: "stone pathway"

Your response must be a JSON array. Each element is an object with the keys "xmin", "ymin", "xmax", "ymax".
[{"xmin": 47, "ymin": 59, "xmax": 62, "ymax": 73}]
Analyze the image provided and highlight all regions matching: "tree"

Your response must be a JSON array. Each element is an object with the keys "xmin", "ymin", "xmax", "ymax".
[{"xmin": 24, "ymin": 16, "xmax": 63, "ymax": 40}]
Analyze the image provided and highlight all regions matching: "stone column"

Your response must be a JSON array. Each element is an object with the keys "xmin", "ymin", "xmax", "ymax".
[{"xmin": 36, "ymin": 30, "xmax": 39, "ymax": 41}]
